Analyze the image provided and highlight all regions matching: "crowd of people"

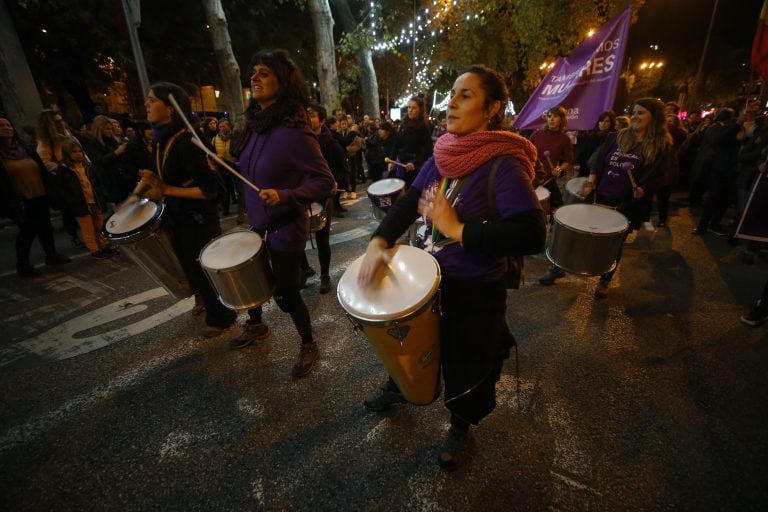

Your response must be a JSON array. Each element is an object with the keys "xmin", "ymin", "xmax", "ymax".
[{"xmin": 2, "ymin": 48, "xmax": 767, "ymax": 472}]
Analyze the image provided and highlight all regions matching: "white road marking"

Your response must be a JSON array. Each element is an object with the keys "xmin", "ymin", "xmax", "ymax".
[{"xmin": 0, "ymin": 288, "xmax": 192, "ymax": 367}]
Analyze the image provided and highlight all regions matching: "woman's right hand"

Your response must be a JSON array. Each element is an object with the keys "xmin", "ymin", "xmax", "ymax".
[{"xmin": 357, "ymin": 236, "xmax": 393, "ymax": 286}]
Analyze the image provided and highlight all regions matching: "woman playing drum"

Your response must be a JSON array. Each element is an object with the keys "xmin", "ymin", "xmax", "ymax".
[
  {"xmin": 229, "ymin": 49, "xmax": 334, "ymax": 379},
  {"xmin": 580, "ymin": 97, "xmax": 672, "ymax": 298},
  {"xmin": 357, "ymin": 65, "xmax": 546, "ymax": 470},
  {"xmin": 123, "ymin": 82, "xmax": 237, "ymax": 336}
]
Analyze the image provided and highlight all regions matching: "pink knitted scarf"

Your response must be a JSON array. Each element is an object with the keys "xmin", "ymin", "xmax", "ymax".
[{"xmin": 433, "ymin": 130, "xmax": 538, "ymax": 180}]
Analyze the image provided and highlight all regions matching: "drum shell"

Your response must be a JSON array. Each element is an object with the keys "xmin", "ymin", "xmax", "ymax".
[
  {"xmin": 536, "ymin": 186, "xmax": 551, "ymax": 214},
  {"xmin": 546, "ymin": 206, "xmax": 628, "ymax": 276},
  {"xmin": 367, "ymin": 179, "xmax": 405, "ymax": 220},
  {"xmin": 563, "ymin": 177, "xmax": 589, "ymax": 205},
  {"xmin": 337, "ymin": 246, "xmax": 441, "ymax": 405},
  {"xmin": 200, "ymin": 232, "xmax": 275, "ymax": 311},
  {"xmin": 103, "ymin": 205, "xmax": 192, "ymax": 299}
]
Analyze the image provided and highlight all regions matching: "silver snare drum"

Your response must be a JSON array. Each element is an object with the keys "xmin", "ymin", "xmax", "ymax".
[
  {"xmin": 103, "ymin": 200, "xmax": 192, "ymax": 299},
  {"xmin": 367, "ymin": 178, "xmax": 406, "ymax": 220},
  {"xmin": 546, "ymin": 204, "xmax": 629, "ymax": 276},
  {"xmin": 564, "ymin": 177, "xmax": 589, "ymax": 205},
  {"xmin": 199, "ymin": 230, "xmax": 275, "ymax": 311},
  {"xmin": 536, "ymin": 186, "xmax": 551, "ymax": 214}
]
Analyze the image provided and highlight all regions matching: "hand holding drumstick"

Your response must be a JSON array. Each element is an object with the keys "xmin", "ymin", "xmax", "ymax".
[
  {"xmin": 623, "ymin": 162, "xmax": 644, "ymax": 199},
  {"xmin": 385, "ymin": 157, "xmax": 415, "ymax": 172}
]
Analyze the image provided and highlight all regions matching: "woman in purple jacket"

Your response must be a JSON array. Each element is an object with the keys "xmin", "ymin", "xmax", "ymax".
[
  {"xmin": 229, "ymin": 49, "xmax": 335, "ymax": 380},
  {"xmin": 357, "ymin": 65, "xmax": 546, "ymax": 470}
]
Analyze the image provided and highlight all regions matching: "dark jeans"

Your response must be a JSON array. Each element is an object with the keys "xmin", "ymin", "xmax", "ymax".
[
  {"xmin": 15, "ymin": 196, "xmax": 59, "ymax": 267},
  {"xmin": 698, "ymin": 174, "xmax": 737, "ymax": 230},
  {"xmin": 248, "ymin": 247, "xmax": 313, "ymax": 344},
  {"xmin": 655, "ymin": 184, "xmax": 672, "ymax": 223}
]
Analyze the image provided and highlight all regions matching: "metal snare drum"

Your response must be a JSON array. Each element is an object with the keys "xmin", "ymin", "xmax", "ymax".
[
  {"xmin": 536, "ymin": 185, "xmax": 551, "ymax": 214},
  {"xmin": 563, "ymin": 177, "xmax": 589, "ymax": 205},
  {"xmin": 199, "ymin": 230, "xmax": 275, "ymax": 311},
  {"xmin": 367, "ymin": 178, "xmax": 406, "ymax": 220},
  {"xmin": 103, "ymin": 200, "xmax": 192, "ymax": 299},
  {"xmin": 546, "ymin": 204, "xmax": 629, "ymax": 276}
]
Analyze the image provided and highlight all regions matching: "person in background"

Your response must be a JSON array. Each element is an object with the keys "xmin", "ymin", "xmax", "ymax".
[
  {"xmin": 86, "ymin": 115, "xmax": 129, "ymax": 207},
  {"xmin": 35, "ymin": 109, "xmax": 83, "ymax": 248},
  {"xmin": 211, "ymin": 118, "xmax": 240, "ymax": 216},
  {"xmin": 654, "ymin": 113, "xmax": 688, "ymax": 227},
  {"xmin": 388, "ymin": 96, "xmax": 433, "ymax": 187},
  {"xmin": 366, "ymin": 121, "xmax": 396, "ymax": 184},
  {"xmin": 303, "ymin": 102, "xmax": 346, "ymax": 294},
  {"xmin": 122, "ymin": 119, "xmax": 153, "ymax": 196},
  {"xmin": 741, "ymin": 278, "xmax": 768, "ymax": 326},
  {"xmin": 358, "ymin": 65, "xmax": 545, "ymax": 470},
  {"xmin": 56, "ymin": 138, "xmax": 116, "ymax": 258},
  {"xmin": 575, "ymin": 111, "xmax": 616, "ymax": 177},
  {"xmin": 228, "ymin": 49, "xmax": 334, "ymax": 379},
  {"xmin": 0, "ymin": 113, "xmax": 70, "ymax": 276}
]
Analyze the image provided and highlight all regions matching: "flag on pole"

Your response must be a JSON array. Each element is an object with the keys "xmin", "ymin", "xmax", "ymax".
[
  {"xmin": 513, "ymin": 6, "xmax": 633, "ymax": 131},
  {"xmin": 752, "ymin": 0, "xmax": 768, "ymax": 80}
]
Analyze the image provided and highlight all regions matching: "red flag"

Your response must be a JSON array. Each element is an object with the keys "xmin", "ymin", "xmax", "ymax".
[{"xmin": 752, "ymin": 0, "xmax": 768, "ymax": 79}]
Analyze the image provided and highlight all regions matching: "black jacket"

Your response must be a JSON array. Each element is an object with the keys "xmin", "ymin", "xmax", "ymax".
[{"xmin": 54, "ymin": 163, "xmax": 104, "ymax": 217}]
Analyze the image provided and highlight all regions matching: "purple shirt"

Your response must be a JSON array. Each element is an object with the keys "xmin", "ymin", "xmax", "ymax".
[
  {"xmin": 413, "ymin": 156, "xmax": 539, "ymax": 280},
  {"xmin": 595, "ymin": 142, "xmax": 642, "ymax": 201},
  {"xmin": 239, "ymin": 124, "xmax": 335, "ymax": 252}
]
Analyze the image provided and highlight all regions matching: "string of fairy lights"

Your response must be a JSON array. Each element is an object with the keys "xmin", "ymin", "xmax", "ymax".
[{"xmin": 367, "ymin": 1, "xmax": 487, "ymax": 107}]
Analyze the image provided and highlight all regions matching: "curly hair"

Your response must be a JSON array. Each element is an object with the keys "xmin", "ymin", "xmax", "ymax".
[{"xmin": 245, "ymin": 49, "xmax": 309, "ymax": 128}]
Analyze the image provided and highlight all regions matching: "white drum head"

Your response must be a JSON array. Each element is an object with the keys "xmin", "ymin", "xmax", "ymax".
[
  {"xmin": 310, "ymin": 202, "xmax": 324, "ymax": 215},
  {"xmin": 554, "ymin": 204, "xmax": 629, "ymax": 234},
  {"xmin": 105, "ymin": 199, "xmax": 158, "ymax": 234},
  {"xmin": 200, "ymin": 231, "xmax": 263, "ymax": 270},
  {"xmin": 536, "ymin": 186, "xmax": 550, "ymax": 202},
  {"xmin": 566, "ymin": 177, "xmax": 588, "ymax": 196},
  {"xmin": 338, "ymin": 245, "xmax": 440, "ymax": 322},
  {"xmin": 367, "ymin": 178, "xmax": 405, "ymax": 196}
]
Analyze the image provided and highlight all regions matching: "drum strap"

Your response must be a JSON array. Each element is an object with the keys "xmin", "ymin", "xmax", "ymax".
[{"xmin": 155, "ymin": 128, "xmax": 187, "ymax": 180}]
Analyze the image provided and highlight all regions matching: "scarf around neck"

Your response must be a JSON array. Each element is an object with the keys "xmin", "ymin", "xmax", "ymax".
[{"xmin": 433, "ymin": 130, "xmax": 538, "ymax": 179}]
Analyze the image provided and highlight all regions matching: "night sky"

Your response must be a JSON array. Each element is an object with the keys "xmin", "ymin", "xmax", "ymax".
[{"xmin": 628, "ymin": 0, "xmax": 764, "ymax": 74}]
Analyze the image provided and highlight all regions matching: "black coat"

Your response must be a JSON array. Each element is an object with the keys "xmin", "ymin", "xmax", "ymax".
[{"xmin": 54, "ymin": 163, "xmax": 104, "ymax": 217}]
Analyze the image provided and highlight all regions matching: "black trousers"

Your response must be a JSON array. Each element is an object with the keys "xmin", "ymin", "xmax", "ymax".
[{"xmin": 15, "ymin": 196, "xmax": 58, "ymax": 266}]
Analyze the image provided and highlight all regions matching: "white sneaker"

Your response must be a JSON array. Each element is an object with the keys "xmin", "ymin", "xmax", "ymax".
[
  {"xmin": 350, "ymin": 192, "xmax": 357, "ymax": 200},
  {"xmin": 341, "ymin": 192, "xmax": 348, "ymax": 200}
]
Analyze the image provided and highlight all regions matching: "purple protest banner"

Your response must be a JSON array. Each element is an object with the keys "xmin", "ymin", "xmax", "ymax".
[
  {"xmin": 513, "ymin": 6, "xmax": 633, "ymax": 131},
  {"xmin": 735, "ymin": 173, "xmax": 768, "ymax": 243}
]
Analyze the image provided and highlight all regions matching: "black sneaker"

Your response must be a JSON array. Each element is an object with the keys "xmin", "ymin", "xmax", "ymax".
[
  {"xmin": 229, "ymin": 321, "xmax": 270, "ymax": 349},
  {"xmin": 319, "ymin": 275, "xmax": 332, "ymax": 294},
  {"xmin": 301, "ymin": 267, "xmax": 316, "ymax": 288},
  {"xmin": 437, "ymin": 426, "xmax": 468, "ymax": 471},
  {"xmin": 102, "ymin": 247, "xmax": 120, "ymax": 256},
  {"xmin": 363, "ymin": 387, "xmax": 406, "ymax": 412},
  {"xmin": 741, "ymin": 304, "xmax": 768, "ymax": 326},
  {"xmin": 291, "ymin": 341, "xmax": 319, "ymax": 380},
  {"xmin": 594, "ymin": 279, "xmax": 609, "ymax": 299},
  {"xmin": 91, "ymin": 250, "xmax": 107, "ymax": 259},
  {"xmin": 71, "ymin": 236, "xmax": 85, "ymax": 248},
  {"xmin": 539, "ymin": 267, "xmax": 565, "ymax": 285}
]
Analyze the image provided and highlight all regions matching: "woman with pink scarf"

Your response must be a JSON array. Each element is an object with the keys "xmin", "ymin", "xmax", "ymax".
[{"xmin": 357, "ymin": 65, "xmax": 546, "ymax": 470}]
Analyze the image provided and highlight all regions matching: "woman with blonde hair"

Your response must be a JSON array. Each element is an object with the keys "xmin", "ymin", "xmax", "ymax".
[{"xmin": 86, "ymin": 114, "xmax": 130, "ymax": 204}]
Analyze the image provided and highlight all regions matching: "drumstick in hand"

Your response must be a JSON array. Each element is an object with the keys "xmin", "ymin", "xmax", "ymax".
[
  {"xmin": 384, "ymin": 157, "xmax": 409, "ymax": 169},
  {"xmin": 623, "ymin": 161, "xmax": 637, "ymax": 188}
]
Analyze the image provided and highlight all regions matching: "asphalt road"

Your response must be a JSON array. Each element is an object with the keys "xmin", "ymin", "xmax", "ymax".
[{"xmin": 0, "ymin": 190, "xmax": 766, "ymax": 511}]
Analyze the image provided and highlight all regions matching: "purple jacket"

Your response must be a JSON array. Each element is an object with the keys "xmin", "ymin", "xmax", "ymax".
[{"xmin": 239, "ymin": 124, "xmax": 334, "ymax": 252}]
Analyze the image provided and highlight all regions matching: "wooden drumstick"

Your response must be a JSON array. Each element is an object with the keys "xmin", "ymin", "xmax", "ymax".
[
  {"xmin": 385, "ymin": 157, "xmax": 409, "ymax": 169},
  {"xmin": 623, "ymin": 161, "xmax": 638, "ymax": 189},
  {"xmin": 168, "ymin": 93, "xmax": 261, "ymax": 193}
]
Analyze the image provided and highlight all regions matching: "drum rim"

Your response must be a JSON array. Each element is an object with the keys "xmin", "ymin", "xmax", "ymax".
[
  {"xmin": 553, "ymin": 204, "xmax": 629, "ymax": 234},
  {"xmin": 337, "ymin": 246, "xmax": 442, "ymax": 323},
  {"xmin": 545, "ymin": 247, "xmax": 619, "ymax": 276},
  {"xmin": 367, "ymin": 178, "xmax": 406, "ymax": 196},
  {"xmin": 199, "ymin": 230, "xmax": 266, "ymax": 271},
  {"xmin": 103, "ymin": 200, "xmax": 164, "ymax": 243}
]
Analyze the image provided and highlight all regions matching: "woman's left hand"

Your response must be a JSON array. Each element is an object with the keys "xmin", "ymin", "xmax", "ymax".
[
  {"xmin": 633, "ymin": 186, "xmax": 645, "ymax": 199},
  {"xmin": 419, "ymin": 186, "xmax": 463, "ymax": 242},
  {"xmin": 138, "ymin": 170, "xmax": 166, "ymax": 198},
  {"xmin": 259, "ymin": 188, "xmax": 281, "ymax": 206},
  {"xmin": 405, "ymin": 162, "xmax": 415, "ymax": 172}
]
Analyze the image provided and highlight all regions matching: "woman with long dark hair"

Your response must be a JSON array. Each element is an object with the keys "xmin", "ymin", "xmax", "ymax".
[
  {"xmin": 229, "ymin": 49, "xmax": 334, "ymax": 380},
  {"xmin": 388, "ymin": 96, "xmax": 433, "ymax": 187}
]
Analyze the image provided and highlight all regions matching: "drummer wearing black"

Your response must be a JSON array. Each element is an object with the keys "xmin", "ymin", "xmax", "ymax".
[
  {"xmin": 580, "ymin": 97, "xmax": 671, "ymax": 298},
  {"xmin": 123, "ymin": 82, "xmax": 236, "ymax": 336},
  {"xmin": 358, "ymin": 65, "xmax": 546, "ymax": 470}
]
